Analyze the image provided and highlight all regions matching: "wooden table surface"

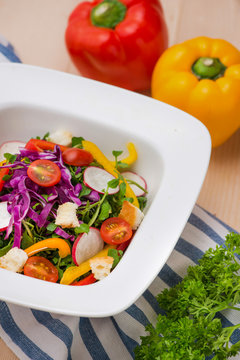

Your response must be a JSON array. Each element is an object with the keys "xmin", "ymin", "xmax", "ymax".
[{"xmin": 0, "ymin": 0, "xmax": 240, "ymax": 358}]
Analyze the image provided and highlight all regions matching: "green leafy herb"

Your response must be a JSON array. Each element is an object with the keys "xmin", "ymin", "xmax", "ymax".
[
  {"xmin": 119, "ymin": 182, "xmax": 126, "ymax": 197},
  {"xmin": 79, "ymin": 184, "xmax": 92, "ymax": 198},
  {"xmin": 2, "ymin": 174, "xmax": 12, "ymax": 181},
  {"xmin": 43, "ymin": 132, "xmax": 50, "ymax": 140},
  {"xmin": 0, "ymin": 240, "xmax": 13, "ymax": 257},
  {"xmin": 23, "ymin": 157, "xmax": 31, "ymax": 164},
  {"xmin": 98, "ymin": 200, "xmax": 112, "ymax": 221},
  {"xmin": 108, "ymin": 178, "xmax": 119, "ymax": 189},
  {"xmin": 42, "ymin": 194, "xmax": 53, "ymax": 202},
  {"xmin": 108, "ymin": 248, "xmax": 123, "ymax": 268},
  {"xmin": 47, "ymin": 223, "xmax": 57, "ymax": 232},
  {"xmin": 116, "ymin": 161, "xmax": 129, "ymax": 169},
  {"xmin": 138, "ymin": 196, "xmax": 147, "ymax": 211},
  {"xmin": 112, "ymin": 150, "xmax": 129, "ymax": 169},
  {"xmin": 21, "ymin": 230, "xmax": 34, "ymax": 250},
  {"xmin": 134, "ymin": 232, "xmax": 240, "ymax": 359},
  {"xmin": 72, "ymin": 136, "xmax": 84, "ymax": 148},
  {"xmin": 74, "ymin": 223, "xmax": 90, "ymax": 235},
  {"xmin": 4, "ymin": 153, "xmax": 17, "ymax": 163},
  {"xmin": 112, "ymin": 150, "xmax": 123, "ymax": 158}
]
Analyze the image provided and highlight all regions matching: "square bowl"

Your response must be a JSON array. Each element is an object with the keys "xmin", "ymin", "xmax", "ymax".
[{"xmin": 0, "ymin": 63, "xmax": 211, "ymax": 317}]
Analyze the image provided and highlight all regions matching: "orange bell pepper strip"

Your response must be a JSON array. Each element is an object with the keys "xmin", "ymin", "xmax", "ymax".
[
  {"xmin": 24, "ymin": 238, "xmax": 71, "ymax": 258},
  {"xmin": 82, "ymin": 140, "xmax": 139, "ymax": 208},
  {"xmin": 60, "ymin": 245, "xmax": 115, "ymax": 285},
  {"xmin": 110, "ymin": 142, "xmax": 138, "ymax": 168}
]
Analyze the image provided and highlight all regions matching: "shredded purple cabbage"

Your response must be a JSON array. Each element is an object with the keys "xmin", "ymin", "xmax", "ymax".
[{"xmin": 0, "ymin": 145, "xmax": 84, "ymax": 247}]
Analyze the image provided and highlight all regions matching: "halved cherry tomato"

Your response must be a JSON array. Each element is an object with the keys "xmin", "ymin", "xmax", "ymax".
[
  {"xmin": 27, "ymin": 159, "xmax": 61, "ymax": 187},
  {"xmin": 71, "ymin": 273, "xmax": 96, "ymax": 286},
  {"xmin": 23, "ymin": 256, "xmax": 58, "ymax": 282},
  {"xmin": 100, "ymin": 217, "xmax": 132, "ymax": 245},
  {"xmin": 62, "ymin": 148, "xmax": 94, "ymax": 166},
  {"xmin": 25, "ymin": 139, "xmax": 69, "ymax": 153},
  {"xmin": 0, "ymin": 168, "xmax": 9, "ymax": 191}
]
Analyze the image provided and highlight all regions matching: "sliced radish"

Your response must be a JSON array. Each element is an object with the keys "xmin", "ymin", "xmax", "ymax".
[
  {"xmin": 0, "ymin": 201, "xmax": 11, "ymax": 231},
  {"xmin": 121, "ymin": 171, "xmax": 147, "ymax": 197},
  {"xmin": 0, "ymin": 141, "xmax": 26, "ymax": 162},
  {"xmin": 83, "ymin": 166, "xmax": 119, "ymax": 194},
  {"xmin": 72, "ymin": 227, "xmax": 104, "ymax": 266}
]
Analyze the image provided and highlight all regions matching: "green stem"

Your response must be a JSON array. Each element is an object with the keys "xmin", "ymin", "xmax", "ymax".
[
  {"xmin": 127, "ymin": 179, "xmax": 148, "ymax": 194},
  {"xmin": 192, "ymin": 57, "xmax": 226, "ymax": 80},
  {"xmin": 227, "ymin": 306, "xmax": 240, "ymax": 312},
  {"xmin": 22, "ymin": 220, "xmax": 33, "ymax": 240},
  {"xmin": 91, "ymin": 0, "xmax": 127, "ymax": 29},
  {"xmin": 88, "ymin": 189, "xmax": 109, "ymax": 227}
]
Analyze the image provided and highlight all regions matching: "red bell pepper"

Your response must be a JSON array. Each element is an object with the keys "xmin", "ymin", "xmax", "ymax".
[
  {"xmin": 65, "ymin": 0, "xmax": 168, "ymax": 91},
  {"xmin": 71, "ymin": 273, "xmax": 97, "ymax": 286},
  {"xmin": 25, "ymin": 139, "xmax": 69, "ymax": 153},
  {"xmin": 0, "ymin": 168, "xmax": 9, "ymax": 192}
]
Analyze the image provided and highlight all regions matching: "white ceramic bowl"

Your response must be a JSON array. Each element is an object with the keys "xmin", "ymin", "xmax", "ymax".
[{"xmin": 0, "ymin": 63, "xmax": 211, "ymax": 317}]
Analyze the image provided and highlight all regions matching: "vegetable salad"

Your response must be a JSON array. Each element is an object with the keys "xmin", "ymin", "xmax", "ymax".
[{"xmin": 0, "ymin": 131, "xmax": 147, "ymax": 285}]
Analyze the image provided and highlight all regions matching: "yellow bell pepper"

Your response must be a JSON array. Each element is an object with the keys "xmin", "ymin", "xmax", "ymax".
[
  {"xmin": 151, "ymin": 37, "xmax": 240, "ymax": 147},
  {"xmin": 82, "ymin": 140, "xmax": 139, "ymax": 208},
  {"xmin": 25, "ymin": 238, "xmax": 71, "ymax": 258},
  {"xmin": 109, "ymin": 142, "xmax": 138, "ymax": 168},
  {"xmin": 60, "ymin": 244, "xmax": 115, "ymax": 285}
]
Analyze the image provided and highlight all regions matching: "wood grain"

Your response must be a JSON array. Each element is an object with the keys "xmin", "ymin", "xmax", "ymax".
[{"xmin": 0, "ymin": 0, "xmax": 240, "ymax": 358}]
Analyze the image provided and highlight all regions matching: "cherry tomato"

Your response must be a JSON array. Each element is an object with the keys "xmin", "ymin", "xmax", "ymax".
[
  {"xmin": 23, "ymin": 256, "xmax": 58, "ymax": 283},
  {"xmin": 27, "ymin": 159, "xmax": 61, "ymax": 187},
  {"xmin": 62, "ymin": 148, "xmax": 93, "ymax": 166},
  {"xmin": 100, "ymin": 217, "xmax": 132, "ymax": 245}
]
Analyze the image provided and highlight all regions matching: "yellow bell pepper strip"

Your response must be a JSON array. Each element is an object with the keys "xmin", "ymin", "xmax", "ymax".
[
  {"xmin": 82, "ymin": 140, "xmax": 139, "ymax": 208},
  {"xmin": 109, "ymin": 142, "xmax": 138, "ymax": 168},
  {"xmin": 24, "ymin": 238, "xmax": 71, "ymax": 258},
  {"xmin": 151, "ymin": 37, "xmax": 240, "ymax": 147},
  {"xmin": 60, "ymin": 244, "xmax": 115, "ymax": 285}
]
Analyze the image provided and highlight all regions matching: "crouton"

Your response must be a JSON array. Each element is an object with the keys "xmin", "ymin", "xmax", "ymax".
[
  {"xmin": 89, "ymin": 256, "xmax": 114, "ymax": 280},
  {"xmin": 48, "ymin": 129, "xmax": 72, "ymax": 146},
  {"xmin": 0, "ymin": 247, "xmax": 28, "ymax": 272},
  {"xmin": 119, "ymin": 200, "xmax": 144, "ymax": 230},
  {"xmin": 55, "ymin": 202, "xmax": 80, "ymax": 228}
]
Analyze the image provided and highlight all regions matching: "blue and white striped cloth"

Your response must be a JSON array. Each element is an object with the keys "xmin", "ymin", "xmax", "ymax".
[
  {"xmin": 0, "ymin": 205, "xmax": 239, "ymax": 360},
  {"xmin": 0, "ymin": 36, "xmax": 240, "ymax": 360}
]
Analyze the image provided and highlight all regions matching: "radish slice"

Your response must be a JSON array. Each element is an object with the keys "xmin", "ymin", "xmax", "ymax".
[
  {"xmin": 0, "ymin": 201, "xmax": 11, "ymax": 231},
  {"xmin": 83, "ymin": 166, "xmax": 119, "ymax": 194},
  {"xmin": 121, "ymin": 171, "xmax": 147, "ymax": 197},
  {"xmin": 0, "ymin": 141, "xmax": 26, "ymax": 162},
  {"xmin": 72, "ymin": 227, "xmax": 104, "ymax": 266}
]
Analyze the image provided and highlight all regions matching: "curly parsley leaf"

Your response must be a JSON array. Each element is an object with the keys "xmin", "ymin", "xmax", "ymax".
[{"xmin": 135, "ymin": 232, "xmax": 240, "ymax": 359}]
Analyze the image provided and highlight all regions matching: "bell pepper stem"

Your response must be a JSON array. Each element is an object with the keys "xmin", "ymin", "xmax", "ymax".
[
  {"xmin": 192, "ymin": 57, "xmax": 226, "ymax": 80},
  {"xmin": 91, "ymin": 0, "xmax": 127, "ymax": 29}
]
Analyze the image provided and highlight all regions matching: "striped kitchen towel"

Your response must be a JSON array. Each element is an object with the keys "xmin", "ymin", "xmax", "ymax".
[
  {"xmin": 0, "ymin": 204, "xmax": 240, "ymax": 360},
  {"xmin": 0, "ymin": 34, "xmax": 21, "ymax": 63}
]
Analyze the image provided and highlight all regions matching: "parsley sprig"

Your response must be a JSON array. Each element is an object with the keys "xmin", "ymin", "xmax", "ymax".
[{"xmin": 135, "ymin": 232, "xmax": 240, "ymax": 359}]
